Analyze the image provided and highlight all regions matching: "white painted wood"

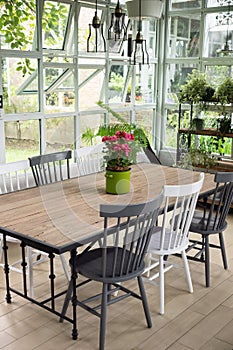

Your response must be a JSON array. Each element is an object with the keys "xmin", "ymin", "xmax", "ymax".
[
  {"xmin": 144, "ymin": 173, "xmax": 204, "ymax": 314},
  {"xmin": 75, "ymin": 144, "xmax": 104, "ymax": 176}
]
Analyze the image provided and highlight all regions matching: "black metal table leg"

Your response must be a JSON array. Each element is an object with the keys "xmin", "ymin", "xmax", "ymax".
[
  {"xmin": 49, "ymin": 252, "xmax": 56, "ymax": 311},
  {"xmin": 3, "ymin": 234, "xmax": 11, "ymax": 303},
  {"xmin": 70, "ymin": 248, "xmax": 78, "ymax": 340},
  {"xmin": 21, "ymin": 241, "xmax": 28, "ymax": 297}
]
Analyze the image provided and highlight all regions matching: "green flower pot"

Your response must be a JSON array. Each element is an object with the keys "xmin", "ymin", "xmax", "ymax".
[{"xmin": 105, "ymin": 169, "xmax": 131, "ymax": 194}]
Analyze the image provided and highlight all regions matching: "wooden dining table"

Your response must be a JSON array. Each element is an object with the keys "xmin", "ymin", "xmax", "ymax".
[{"xmin": 0, "ymin": 163, "xmax": 216, "ymax": 340}]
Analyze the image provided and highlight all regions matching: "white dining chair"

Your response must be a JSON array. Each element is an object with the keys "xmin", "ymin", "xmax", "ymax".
[
  {"xmin": 0, "ymin": 159, "xmax": 70, "ymax": 298},
  {"xmin": 144, "ymin": 172, "xmax": 204, "ymax": 315},
  {"xmin": 0, "ymin": 160, "xmax": 46, "ymax": 288},
  {"xmin": 75, "ymin": 144, "xmax": 104, "ymax": 176},
  {"xmin": 0, "ymin": 160, "xmax": 35, "ymax": 271}
]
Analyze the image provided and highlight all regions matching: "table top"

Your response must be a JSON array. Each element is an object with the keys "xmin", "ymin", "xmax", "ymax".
[{"xmin": 0, "ymin": 163, "xmax": 215, "ymax": 253}]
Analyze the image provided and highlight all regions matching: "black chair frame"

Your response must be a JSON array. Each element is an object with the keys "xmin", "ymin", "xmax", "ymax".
[
  {"xmin": 60, "ymin": 194, "xmax": 163, "ymax": 350},
  {"xmin": 28, "ymin": 150, "xmax": 72, "ymax": 186},
  {"xmin": 186, "ymin": 171, "xmax": 233, "ymax": 287}
]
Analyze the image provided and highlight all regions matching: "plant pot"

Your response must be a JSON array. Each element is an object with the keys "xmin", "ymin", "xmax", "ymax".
[
  {"xmin": 191, "ymin": 118, "xmax": 204, "ymax": 131},
  {"xmin": 105, "ymin": 169, "xmax": 131, "ymax": 194}
]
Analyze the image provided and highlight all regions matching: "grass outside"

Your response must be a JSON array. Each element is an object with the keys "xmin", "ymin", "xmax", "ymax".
[{"xmin": 5, "ymin": 138, "xmax": 73, "ymax": 163}]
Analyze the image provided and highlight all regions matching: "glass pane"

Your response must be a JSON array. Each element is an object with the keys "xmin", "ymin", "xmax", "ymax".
[
  {"xmin": 44, "ymin": 64, "xmax": 75, "ymax": 113},
  {"xmin": 207, "ymin": 0, "xmax": 231, "ymax": 7},
  {"xmin": 135, "ymin": 109, "xmax": 153, "ymax": 144},
  {"xmin": 2, "ymin": 58, "xmax": 39, "ymax": 114},
  {"xmin": 42, "ymin": 1, "xmax": 72, "ymax": 50},
  {"xmin": 5, "ymin": 120, "xmax": 39, "ymax": 162},
  {"xmin": 166, "ymin": 64, "xmax": 198, "ymax": 104},
  {"xmin": 205, "ymin": 65, "xmax": 233, "ymax": 87},
  {"xmin": 0, "ymin": 0, "xmax": 37, "ymax": 50},
  {"xmin": 109, "ymin": 65, "xmax": 130, "ymax": 103},
  {"xmin": 79, "ymin": 6, "xmax": 106, "ymax": 52},
  {"xmin": 204, "ymin": 11, "xmax": 233, "ymax": 58},
  {"xmin": 80, "ymin": 114, "xmax": 105, "ymax": 147},
  {"xmin": 166, "ymin": 108, "xmax": 179, "ymax": 149},
  {"xmin": 79, "ymin": 69, "xmax": 105, "ymax": 110},
  {"xmin": 46, "ymin": 117, "xmax": 74, "ymax": 153},
  {"xmin": 171, "ymin": 0, "xmax": 201, "ymax": 10},
  {"xmin": 170, "ymin": 15, "xmax": 200, "ymax": 58},
  {"xmin": 134, "ymin": 65, "xmax": 154, "ymax": 104}
]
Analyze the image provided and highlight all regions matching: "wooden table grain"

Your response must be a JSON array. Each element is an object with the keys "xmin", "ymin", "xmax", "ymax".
[
  {"xmin": 0, "ymin": 163, "xmax": 215, "ymax": 251},
  {"xmin": 0, "ymin": 163, "xmax": 216, "ymax": 341}
]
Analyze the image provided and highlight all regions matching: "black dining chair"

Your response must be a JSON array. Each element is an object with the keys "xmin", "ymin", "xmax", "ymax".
[
  {"xmin": 60, "ymin": 194, "xmax": 163, "ymax": 350},
  {"xmin": 186, "ymin": 171, "xmax": 233, "ymax": 287},
  {"xmin": 28, "ymin": 150, "xmax": 72, "ymax": 284},
  {"xmin": 28, "ymin": 150, "xmax": 72, "ymax": 186}
]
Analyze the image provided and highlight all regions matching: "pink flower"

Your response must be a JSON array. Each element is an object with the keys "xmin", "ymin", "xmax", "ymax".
[
  {"xmin": 114, "ymin": 144, "xmax": 122, "ymax": 151},
  {"xmin": 109, "ymin": 135, "xmax": 118, "ymax": 141},
  {"xmin": 122, "ymin": 144, "xmax": 131, "ymax": 156},
  {"xmin": 101, "ymin": 130, "xmax": 141, "ymax": 170},
  {"xmin": 116, "ymin": 131, "xmax": 126, "ymax": 138}
]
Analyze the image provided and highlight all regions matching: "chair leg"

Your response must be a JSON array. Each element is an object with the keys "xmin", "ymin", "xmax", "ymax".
[
  {"xmin": 60, "ymin": 280, "xmax": 73, "ymax": 322},
  {"xmin": 181, "ymin": 250, "xmax": 193, "ymax": 293},
  {"xmin": 219, "ymin": 232, "xmax": 228, "ymax": 270},
  {"xmin": 159, "ymin": 255, "xmax": 165, "ymax": 315},
  {"xmin": 0, "ymin": 236, "xmax": 3, "ymax": 262},
  {"xmin": 99, "ymin": 283, "xmax": 108, "ymax": 350},
  {"xmin": 204, "ymin": 235, "xmax": 210, "ymax": 288},
  {"xmin": 144, "ymin": 253, "xmax": 152, "ymax": 277},
  {"xmin": 137, "ymin": 276, "xmax": 152, "ymax": 328}
]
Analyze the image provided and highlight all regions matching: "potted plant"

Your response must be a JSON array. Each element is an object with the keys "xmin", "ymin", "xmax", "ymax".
[
  {"xmin": 102, "ymin": 130, "xmax": 142, "ymax": 194},
  {"xmin": 179, "ymin": 148, "xmax": 216, "ymax": 170},
  {"xmin": 96, "ymin": 101, "xmax": 149, "ymax": 147},
  {"xmin": 214, "ymin": 77, "xmax": 233, "ymax": 116},
  {"xmin": 178, "ymin": 70, "xmax": 215, "ymax": 106}
]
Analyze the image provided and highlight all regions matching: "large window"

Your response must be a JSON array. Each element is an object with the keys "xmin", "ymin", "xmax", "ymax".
[
  {"xmin": 164, "ymin": 0, "xmax": 233, "ymax": 155},
  {"xmin": 0, "ymin": 0, "xmax": 160, "ymax": 163}
]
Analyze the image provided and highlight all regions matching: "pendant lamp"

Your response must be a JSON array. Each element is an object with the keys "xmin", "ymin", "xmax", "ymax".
[
  {"xmin": 87, "ymin": 0, "xmax": 106, "ymax": 52},
  {"xmin": 216, "ymin": 3, "xmax": 233, "ymax": 56},
  {"xmin": 108, "ymin": 0, "xmax": 127, "ymax": 41},
  {"xmin": 126, "ymin": 0, "xmax": 163, "ymax": 20},
  {"xmin": 131, "ymin": 0, "xmax": 149, "ymax": 65}
]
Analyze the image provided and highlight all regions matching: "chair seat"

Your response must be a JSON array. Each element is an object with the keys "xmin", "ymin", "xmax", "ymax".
[
  {"xmin": 76, "ymin": 247, "xmax": 145, "ymax": 283},
  {"xmin": 190, "ymin": 210, "xmax": 227, "ymax": 234},
  {"xmin": 147, "ymin": 226, "xmax": 189, "ymax": 255}
]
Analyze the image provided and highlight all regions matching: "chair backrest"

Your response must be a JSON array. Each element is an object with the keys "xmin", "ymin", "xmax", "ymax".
[
  {"xmin": 201, "ymin": 172, "xmax": 233, "ymax": 232},
  {"xmin": 0, "ymin": 160, "xmax": 34, "ymax": 194},
  {"xmin": 75, "ymin": 144, "xmax": 104, "ymax": 176},
  {"xmin": 28, "ymin": 150, "xmax": 72, "ymax": 186},
  {"xmin": 159, "ymin": 173, "xmax": 204, "ymax": 251},
  {"xmin": 99, "ymin": 194, "xmax": 163, "ymax": 279}
]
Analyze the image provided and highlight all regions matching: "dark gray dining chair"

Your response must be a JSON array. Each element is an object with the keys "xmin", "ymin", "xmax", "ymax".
[
  {"xmin": 28, "ymin": 150, "xmax": 72, "ymax": 186},
  {"xmin": 28, "ymin": 150, "xmax": 72, "ymax": 284},
  {"xmin": 60, "ymin": 194, "xmax": 163, "ymax": 350},
  {"xmin": 186, "ymin": 171, "xmax": 233, "ymax": 287}
]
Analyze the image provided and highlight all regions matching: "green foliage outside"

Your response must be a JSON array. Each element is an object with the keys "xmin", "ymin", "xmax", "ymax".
[{"xmin": 0, "ymin": 0, "xmax": 67, "ymax": 75}]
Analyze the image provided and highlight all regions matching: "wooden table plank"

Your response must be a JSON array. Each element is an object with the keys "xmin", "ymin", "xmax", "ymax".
[{"xmin": 0, "ymin": 163, "xmax": 215, "ymax": 250}]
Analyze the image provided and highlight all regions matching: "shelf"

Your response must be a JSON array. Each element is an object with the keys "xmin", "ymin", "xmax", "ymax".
[{"xmin": 178, "ymin": 128, "xmax": 233, "ymax": 138}]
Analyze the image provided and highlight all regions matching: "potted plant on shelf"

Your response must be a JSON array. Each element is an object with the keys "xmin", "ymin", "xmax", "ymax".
[
  {"xmin": 102, "ymin": 130, "xmax": 142, "ymax": 194},
  {"xmin": 214, "ymin": 77, "xmax": 233, "ymax": 105},
  {"xmin": 178, "ymin": 70, "xmax": 216, "ymax": 131},
  {"xmin": 178, "ymin": 70, "xmax": 215, "ymax": 106}
]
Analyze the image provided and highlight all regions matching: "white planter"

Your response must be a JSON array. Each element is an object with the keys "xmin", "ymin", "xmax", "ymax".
[{"xmin": 126, "ymin": 0, "xmax": 163, "ymax": 19}]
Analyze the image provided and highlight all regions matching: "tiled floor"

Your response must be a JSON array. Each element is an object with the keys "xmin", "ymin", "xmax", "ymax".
[{"xmin": 1, "ymin": 213, "xmax": 233, "ymax": 350}]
